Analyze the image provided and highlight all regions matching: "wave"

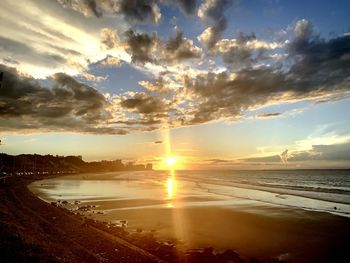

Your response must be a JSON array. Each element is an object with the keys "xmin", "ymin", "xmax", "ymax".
[{"xmin": 169, "ymin": 172, "xmax": 350, "ymax": 217}]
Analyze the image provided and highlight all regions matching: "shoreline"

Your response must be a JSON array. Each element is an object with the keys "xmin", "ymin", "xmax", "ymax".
[
  {"xmin": 0, "ymin": 175, "xmax": 263, "ymax": 263},
  {"xmin": 0, "ymin": 175, "xmax": 163, "ymax": 263},
  {"xmin": 2, "ymin": 174, "xmax": 350, "ymax": 262}
]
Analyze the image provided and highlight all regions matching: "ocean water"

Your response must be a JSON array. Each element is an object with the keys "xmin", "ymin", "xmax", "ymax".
[
  {"xmin": 30, "ymin": 169, "xmax": 350, "ymax": 218},
  {"xmin": 176, "ymin": 169, "xmax": 350, "ymax": 217}
]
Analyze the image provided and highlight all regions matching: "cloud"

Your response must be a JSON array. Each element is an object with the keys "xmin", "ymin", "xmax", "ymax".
[
  {"xmin": 241, "ymin": 155, "xmax": 282, "ymax": 163},
  {"xmin": 139, "ymin": 78, "xmax": 170, "ymax": 93},
  {"xmin": 124, "ymin": 29, "xmax": 202, "ymax": 65},
  {"xmin": 179, "ymin": 24, "xmax": 350, "ymax": 125},
  {"xmin": 174, "ymin": 0, "xmax": 197, "ymax": 15},
  {"xmin": 242, "ymin": 142, "xmax": 350, "ymax": 164},
  {"xmin": 97, "ymin": 55, "xmax": 121, "ymax": 67},
  {"xmin": 198, "ymin": 0, "xmax": 234, "ymax": 48},
  {"xmin": 289, "ymin": 143, "xmax": 350, "ymax": 161},
  {"xmin": 124, "ymin": 30, "xmax": 158, "ymax": 65},
  {"xmin": 163, "ymin": 31, "xmax": 202, "ymax": 62},
  {"xmin": 1, "ymin": 6, "xmax": 350, "ymax": 138},
  {"xmin": 198, "ymin": 20, "xmax": 227, "ymax": 49},
  {"xmin": 120, "ymin": 92, "xmax": 169, "ymax": 114},
  {"xmin": 212, "ymin": 32, "xmax": 282, "ymax": 67},
  {"xmin": 116, "ymin": 0, "xmax": 161, "ymax": 23},
  {"xmin": 287, "ymin": 20, "xmax": 350, "ymax": 93},
  {"xmin": 206, "ymin": 158, "xmax": 231, "ymax": 164},
  {"xmin": 100, "ymin": 28, "xmax": 119, "ymax": 50},
  {"xmin": 80, "ymin": 72, "xmax": 108, "ymax": 82},
  {"xmin": 0, "ymin": 64, "xmax": 125, "ymax": 134},
  {"xmin": 181, "ymin": 69, "xmax": 287, "ymax": 124},
  {"xmin": 0, "ymin": 36, "xmax": 66, "ymax": 68},
  {"xmin": 256, "ymin": 112, "xmax": 281, "ymax": 118},
  {"xmin": 57, "ymin": 0, "xmax": 161, "ymax": 23},
  {"xmin": 0, "ymin": 0, "xmax": 129, "ymax": 78},
  {"xmin": 197, "ymin": 0, "xmax": 233, "ymax": 22},
  {"xmin": 112, "ymin": 118, "xmax": 162, "ymax": 127},
  {"xmin": 293, "ymin": 19, "xmax": 314, "ymax": 42},
  {"xmin": 154, "ymin": 140, "xmax": 163, "ymax": 144},
  {"xmin": 57, "ymin": 0, "xmax": 104, "ymax": 17},
  {"xmin": 64, "ymin": 21, "xmax": 350, "ymax": 131}
]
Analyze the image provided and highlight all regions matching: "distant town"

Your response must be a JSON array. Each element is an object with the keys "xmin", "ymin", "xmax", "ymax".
[{"xmin": 0, "ymin": 153, "xmax": 153, "ymax": 177}]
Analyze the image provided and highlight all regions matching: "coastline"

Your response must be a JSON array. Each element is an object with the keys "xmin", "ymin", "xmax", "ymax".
[
  {"xmin": 0, "ymin": 175, "xmax": 162, "ymax": 263},
  {"xmin": 1, "ymin": 174, "xmax": 259, "ymax": 263},
  {"xmin": 2, "ymin": 173, "xmax": 350, "ymax": 262}
]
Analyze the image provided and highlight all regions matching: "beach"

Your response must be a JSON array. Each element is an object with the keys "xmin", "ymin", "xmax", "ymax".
[
  {"xmin": 0, "ymin": 176, "xmax": 162, "ymax": 263},
  {"xmin": 27, "ymin": 170, "xmax": 350, "ymax": 262}
]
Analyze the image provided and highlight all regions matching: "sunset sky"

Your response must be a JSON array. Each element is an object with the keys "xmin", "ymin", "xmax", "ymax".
[{"xmin": 1, "ymin": 0, "xmax": 350, "ymax": 169}]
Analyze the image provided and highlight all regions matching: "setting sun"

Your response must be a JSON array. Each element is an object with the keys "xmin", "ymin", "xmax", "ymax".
[{"xmin": 165, "ymin": 156, "xmax": 177, "ymax": 167}]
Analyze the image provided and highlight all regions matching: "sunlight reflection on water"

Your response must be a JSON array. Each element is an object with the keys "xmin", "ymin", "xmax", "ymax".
[{"xmin": 166, "ymin": 169, "xmax": 177, "ymax": 207}]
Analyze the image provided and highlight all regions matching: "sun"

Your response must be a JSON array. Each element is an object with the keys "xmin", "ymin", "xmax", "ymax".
[{"xmin": 165, "ymin": 156, "xmax": 177, "ymax": 167}]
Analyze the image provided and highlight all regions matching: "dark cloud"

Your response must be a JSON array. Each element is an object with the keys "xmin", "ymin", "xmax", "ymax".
[
  {"xmin": 124, "ymin": 30, "xmax": 201, "ymax": 65},
  {"xmin": 198, "ymin": 17, "xmax": 227, "ymax": 49},
  {"xmin": 290, "ymin": 143, "xmax": 350, "ymax": 162},
  {"xmin": 257, "ymin": 112, "xmax": 281, "ymax": 118},
  {"xmin": 115, "ymin": 23, "xmax": 349, "ymax": 126},
  {"xmin": 181, "ymin": 23, "xmax": 350, "ymax": 125},
  {"xmin": 164, "ymin": 31, "xmax": 202, "ymax": 62},
  {"xmin": 219, "ymin": 33, "xmax": 256, "ymax": 66},
  {"xmin": 84, "ymin": 0, "xmax": 102, "ymax": 17},
  {"xmin": 0, "ymin": 64, "xmax": 125, "ymax": 134},
  {"xmin": 198, "ymin": 0, "xmax": 234, "ymax": 48},
  {"xmin": 287, "ymin": 21, "xmax": 350, "ymax": 93},
  {"xmin": 154, "ymin": 140, "xmax": 163, "ymax": 144},
  {"xmin": 168, "ymin": 0, "xmax": 197, "ymax": 15},
  {"xmin": 124, "ymin": 30, "xmax": 158, "ymax": 65},
  {"xmin": 120, "ymin": 92, "xmax": 168, "ymax": 114},
  {"xmin": 116, "ymin": 0, "xmax": 160, "ymax": 23},
  {"xmin": 112, "ymin": 118, "xmax": 162, "ymax": 126},
  {"xmin": 182, "ymin": 69, "xmax": 287, "ymax": 124},
  {"xmin": 57, "ymin": 0, "xmax": 161, "ymax": 23}
]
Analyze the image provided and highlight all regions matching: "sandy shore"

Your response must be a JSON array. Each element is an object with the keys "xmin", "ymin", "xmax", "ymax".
[
  {"xmin": 2, "ymin": 174, "xmax": 350, "ymax": 262},
  {"xmin": 0, "ymin": 176, "xmax": 162, "ymax": 263},
  {"xmin": 28, "ymin": 173, "xmax": 350, "ymax": 262}
]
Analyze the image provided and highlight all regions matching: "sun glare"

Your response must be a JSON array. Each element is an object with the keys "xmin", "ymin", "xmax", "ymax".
[{"xmin": 165, "ymin": 156, "xmax": 177, "ymax": 167}]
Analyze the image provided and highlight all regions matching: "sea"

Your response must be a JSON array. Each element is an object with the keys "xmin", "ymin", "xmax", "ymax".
[{"xmin": 30, "ymin": 169, "xmax": 350, "ymax": 218}]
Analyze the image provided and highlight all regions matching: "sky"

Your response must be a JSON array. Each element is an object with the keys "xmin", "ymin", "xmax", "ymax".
[{"xmin": 0, "ymin": 0, "xmax": 350, "ymax": 169}]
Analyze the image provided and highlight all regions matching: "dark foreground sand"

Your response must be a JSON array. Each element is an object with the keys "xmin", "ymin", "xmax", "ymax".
[
  {"xmin": 0, "ymin": 177, "xmax": 161, "ymax": 263},
  {"xmin": 105, "ymin": 205, "xmax": 350, "ymax": 262},
  {"xmin": 2, "ymin": 176, "xmax": 350, "ymax": 263}
]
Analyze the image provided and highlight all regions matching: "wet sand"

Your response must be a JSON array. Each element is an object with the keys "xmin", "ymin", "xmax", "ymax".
[
  {"xmin": 29, "ymin": 173, "xmax": 350, "ymax": 262},
  {"xmin": 0, "ymin": 177, "xmax": 161, "ymax": 263},
  {"xmin": 77, "ymin": 200, "xmax": 350, "ymax": 262}
]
